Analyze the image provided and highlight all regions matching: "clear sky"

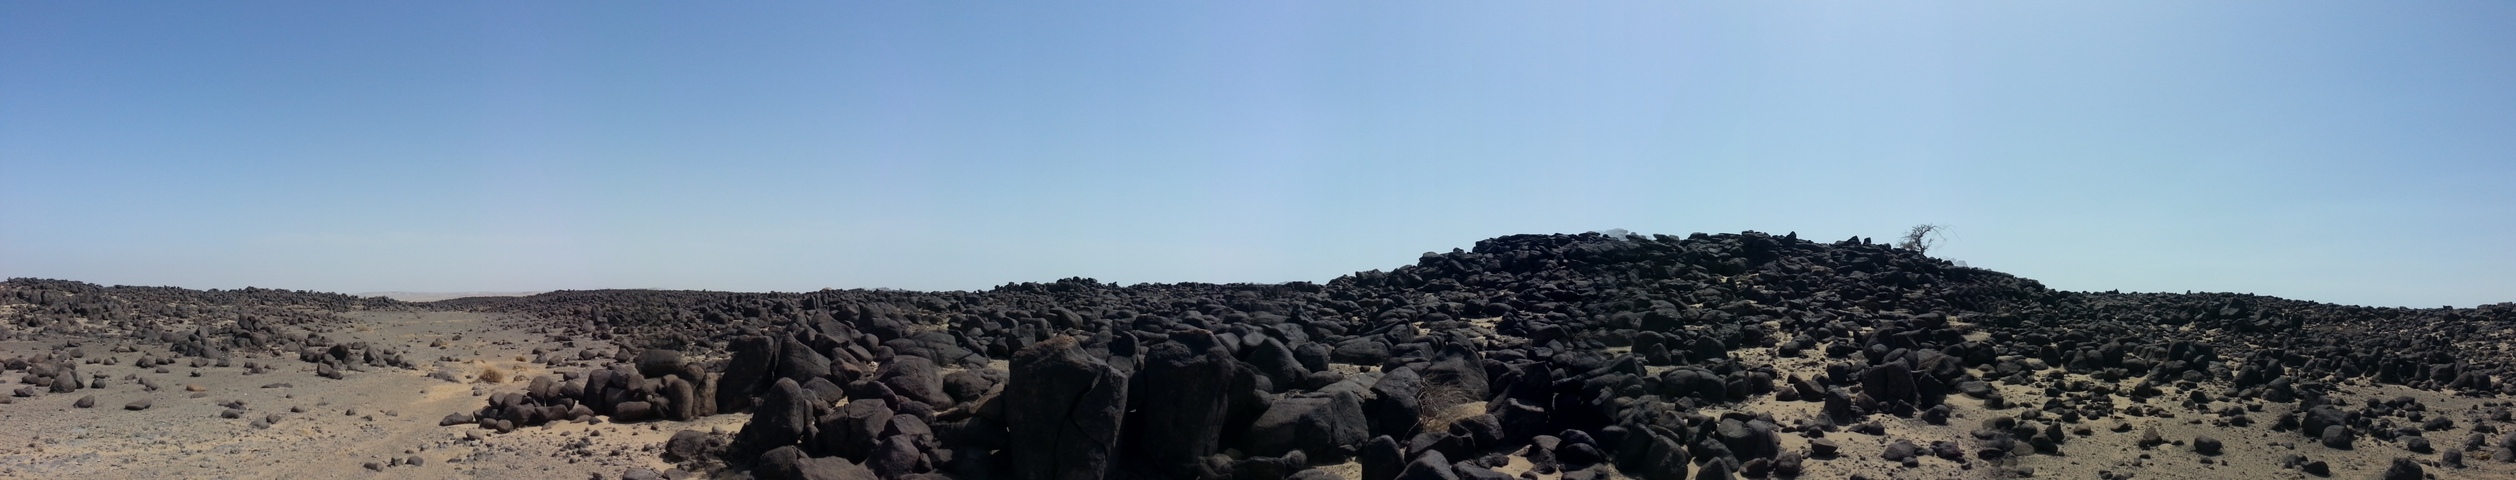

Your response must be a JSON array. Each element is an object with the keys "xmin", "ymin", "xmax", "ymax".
[{"xmin": 4, "ymin": 2, "xmax": 2511, "ymax": 307}]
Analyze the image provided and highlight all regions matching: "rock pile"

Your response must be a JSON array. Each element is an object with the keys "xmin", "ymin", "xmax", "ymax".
[{"xmin": 447, "ymin": 348, "xmax": 721, "ymax": 432}]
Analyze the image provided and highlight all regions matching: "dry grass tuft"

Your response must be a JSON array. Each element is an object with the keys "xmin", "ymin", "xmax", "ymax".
[
  {"xmin": 1420, "ymin": 400, "xmax": 1488, "ymax": 433},
  {"xmin": 478, "ymin": 365, "xmax": 507, "ymax": 384},
  {"xmin": 1417, "ymin": 382, "xmax": 1489, "ymax": 432}
]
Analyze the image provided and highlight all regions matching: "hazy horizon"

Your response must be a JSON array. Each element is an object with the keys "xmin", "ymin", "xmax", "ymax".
[{"xmin": 6, "ymin": 2, "xmax": 2513, "ymax": 308}]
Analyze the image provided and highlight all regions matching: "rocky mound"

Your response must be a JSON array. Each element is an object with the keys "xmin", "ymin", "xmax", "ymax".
[{"xmin": 407, "ymin": 231, "xmax": 2516, "ymax": 479}]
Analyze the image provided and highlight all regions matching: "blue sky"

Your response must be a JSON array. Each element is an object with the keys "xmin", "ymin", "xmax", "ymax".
[{"xmin": 3, "ymin": 2, "xmax": 2511, "ymax": 307}]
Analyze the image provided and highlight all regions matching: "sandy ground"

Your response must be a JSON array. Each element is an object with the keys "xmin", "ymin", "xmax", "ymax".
[
  {"xmin": 357, "ymin": 293, "xmax": 545, "ymax": 303},
  {"xmin": 0, "ymin": 310, "xmax": 741, "ymax": 480}
]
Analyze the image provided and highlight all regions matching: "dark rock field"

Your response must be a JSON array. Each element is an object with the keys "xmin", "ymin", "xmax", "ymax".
[{"xmin": 5, "ymin": 230, "xmax": 2514, "ymax": 479}]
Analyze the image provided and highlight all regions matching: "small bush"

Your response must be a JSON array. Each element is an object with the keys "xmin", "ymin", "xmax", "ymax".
[{"xmin": 478, "ymin": 365, "xmax": 507, "ymax": 384}]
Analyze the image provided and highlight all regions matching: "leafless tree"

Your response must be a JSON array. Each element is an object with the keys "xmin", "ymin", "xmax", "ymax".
[{"xmin": 1898, "ymin": 224, "xmax": 1944, "ymax": 256}]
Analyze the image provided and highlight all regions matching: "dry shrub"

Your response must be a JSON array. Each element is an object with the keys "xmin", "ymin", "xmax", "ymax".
[
  {"xmin": 1419, "ymin": 400, "xmax": 1487, "ymax": 434},
  {"xmin": 478, "ymin": 365, "xmax": 507, "ymax": 384},
  {"xmin": 1899, "ymin": 224, "xmax": 1945, "ymax": 255},
  {"xmin": 1417, "ymin": 383, "xmax": 1488, "ymax": 432}
]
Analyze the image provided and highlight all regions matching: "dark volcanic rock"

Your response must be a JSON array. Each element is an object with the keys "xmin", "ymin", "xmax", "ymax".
[
  {"xmin": 1881, "ymin": 439, "xmax": 1919, "ymax": 462},
  {"xmin": 812, "ymin": 398, "xmax": 891, "ymax": 460},
  {"xmin": 775, "ymin": 337, "xmax": 832, "ymax": 387},
  {"xmin": 2302, "ymin": 406, "xmax": 2351, "ymax": 442},
  {"xmin": 1860, "ymin": 362, "xmax": 1919, "ymax": 412},
  {"xmin": 2320, "ymin": 425, "xmax": 2355, "ymax": 450},
  {"xmin": 2379, "ymin": 457, "xmax": 2422, "ymax": 480},
  {"xmin": 735, "ymin": 378, "xmax": 815, "ymax": 457},
  {"xmin": 754, "ymin": 445, "xmax": 876, "ymax": 480},
  {"xmin": 1361, "ymin": 435, "xmax": 1404, "ymax": 480},
  {"xmin": 940, "ymin": 368, "xmax": 1002, "ymax": 405},
  {"xmin": 1242, "ymin": 390, "xmax": 1369, "ymax": 460},
  {"xmin": 1658, "ymin": 367, "xmax": 1725, "ymax": 405},
  {"xmin": 1809, "ymin": 438, "xmax": 1839, "ymax": 457},
  {"xmin": 660, "ymin": 375, "xmax": 701, "ymax": 421},
  {"xmin": 1452, "ymin": 461, "xmax": 1509, "ymax": 480},
  {"xmin": 718, "ymin": 336, "xmax": 781, "ymax": 412},
  {"xmin": 886, "ymin": 331, "xmax": 989, "ymax": 368},
  {"xmin": 612, "ymin": 401, "xmax": 656, "ymax": 423},
  {"xmin": 664, "ymin": 430, "xmax": 711, "ymax": 462},
  {"xmin": 1368, "ymin": 367, "xmax": 1427, "ymax": 440},
  {"xmin": 1393, "ymin": 450, "xmax": 1457, "ymax": 480},
  {"xmin": 1004, "ymin": 336, "xmax": 1131, "ymax": 480},
  {"xmin": 864, "ymin": 435, "xmax": 926, "ymax": 478},
  {"xmin": 1615, "ymin": 428, "xmax": 1688, "ymax": 480},
  {"xmin": 1715, "ymin": 418, "xmax": 1780, "ymax": 460},
  {"xmin": 875, "ymin": 356, "xmax": 949, "ymax": 407},
  {"xmin": 1244, "ymin": 337, "xmax": 1311, "ymax": 392},
  {"xmin": 635, "ymin": 348, "xmax": 685, "ymax": 378},
  {"xmin": 1127, "ymin": 329, "xmax": 1237, "ymax": 477}
]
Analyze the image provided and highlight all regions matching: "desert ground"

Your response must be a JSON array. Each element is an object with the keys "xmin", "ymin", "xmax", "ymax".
[
  {"xmin": 0, "ymin": 310, "xmax": 740, "ymax": 479},
  {"xmin": 3, "ymin": 231, "xmax": 2510, "ymax": 480}
]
